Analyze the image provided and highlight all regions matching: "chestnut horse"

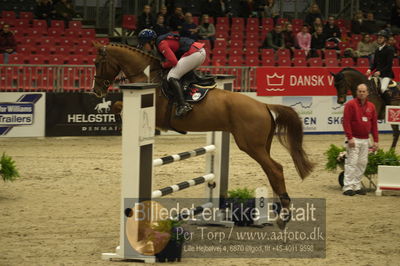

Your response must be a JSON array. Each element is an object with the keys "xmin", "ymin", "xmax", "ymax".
[
  {"xmin": 331, "ymin": 68, "xmax": 400, "ymax": 149},
  {"xmin": 92, "ymin": 43, "xmax": 314, "ymax": 228}
]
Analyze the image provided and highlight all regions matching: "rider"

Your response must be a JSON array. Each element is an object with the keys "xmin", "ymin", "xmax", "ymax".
[
  {"xmin": 366, "ymin": 29, "xmax": 395, "ymax": 105},
  {"xmin": 137, "ymin": 28, "xmax": 206, "ymax": 118}
]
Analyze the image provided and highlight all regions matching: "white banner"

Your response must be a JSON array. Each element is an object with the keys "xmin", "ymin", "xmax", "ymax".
[
  {"xmin": 245, "ymin": 93, "xmax": 393, "ymax": 133},
  {"xmin": 0, "ymin": 92, "xmax": 45, "ymax": 137}
]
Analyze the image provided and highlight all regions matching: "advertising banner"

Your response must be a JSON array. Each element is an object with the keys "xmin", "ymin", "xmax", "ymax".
[
  {"xmin": 46, "ymin": 92, "xmax": 122, "ymax": 136},
  {"xmin": 0, "ymin": 92, "xmax": 45, "ymax": 137},
  {"xmin": 385, "ymin": 105, "xmax": 400, "ymax": 125}
]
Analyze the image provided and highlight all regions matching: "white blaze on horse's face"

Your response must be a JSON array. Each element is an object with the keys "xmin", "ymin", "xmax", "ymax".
[{"xmin": 92, "ymin": 69, "xmax": 96, "ymax": 89}]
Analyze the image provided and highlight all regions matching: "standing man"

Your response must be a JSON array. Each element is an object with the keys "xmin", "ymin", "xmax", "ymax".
[
  {"xmin": 366, "ymin": 30, "xmax": 395, "ymax": 105},
  {"xmin": 342, "ymin": 83, "xmax": 379, "ymax": 196},
  {"xmin": 0, "ymin": 24, "xmax": 17, "ymax": 64}
]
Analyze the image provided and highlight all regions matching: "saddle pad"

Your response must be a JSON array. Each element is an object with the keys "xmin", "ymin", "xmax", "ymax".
[{"xmin": 161, "ymin": 84, "xmax": 214, "ymax": 103}]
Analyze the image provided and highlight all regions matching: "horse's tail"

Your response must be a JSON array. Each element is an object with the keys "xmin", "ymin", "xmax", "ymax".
[{"xmin": 267, "ymin": 104, "xmax": 314, "ymax": 179}]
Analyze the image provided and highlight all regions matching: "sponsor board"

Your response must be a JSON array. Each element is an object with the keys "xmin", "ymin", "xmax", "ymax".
[
  {"xmin": 46, "ymin": 92, "xmax": 122, "ymax": 136},
  {"xmin": 244, "ymin": 93, "xmax": 392, "ymax": 133},
  {"xmin": 0, "ymin": 93, "xmax": 45, "ymax": 137}
]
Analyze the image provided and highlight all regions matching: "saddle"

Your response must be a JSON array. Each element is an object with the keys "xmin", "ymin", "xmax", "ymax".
[
  {"xmin": 161, "ymin": 70, "xmax": 217, "ymax": 103},
  {"xmin": 370, "ymin": 77, "xmax": 400, "ymax": 100}
]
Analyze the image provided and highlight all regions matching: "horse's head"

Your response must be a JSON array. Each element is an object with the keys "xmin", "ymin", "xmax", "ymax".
[
  {"xmin": 92, "ymin": 42, "xmax": 121, "ymax": 98},
  {"xmin": 330, "ymin": 71, "xmax": 347, "ymax": 104}
]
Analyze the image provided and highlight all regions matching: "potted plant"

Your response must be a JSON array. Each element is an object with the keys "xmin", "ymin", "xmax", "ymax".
[
  {"xmin": 0, "ymin": 153, "xmax": 19, "ymax": 182},
  {"xmin": 154, "ymin": 219, "xmax": 186, "ymax": 262},
  {"xmin": 221, "ymin": 188, "xmax": 256, "ymax": 226}
]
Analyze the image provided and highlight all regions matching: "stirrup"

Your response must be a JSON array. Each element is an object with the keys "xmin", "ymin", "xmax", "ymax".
[{"xmin": 175, "ymin": 103, "xmax": 193, "ymax": 118}]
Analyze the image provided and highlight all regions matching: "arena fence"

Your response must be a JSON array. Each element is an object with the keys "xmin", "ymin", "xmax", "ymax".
[{"xmin": 0, "ymin": 64, "xmax": 257, "ymax": 92}]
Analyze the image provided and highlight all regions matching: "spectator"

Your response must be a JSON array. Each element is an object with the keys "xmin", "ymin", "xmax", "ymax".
[
  {"xmin": 168, "ymin": 7, "xmax": 185, "ymax": 31},
  {"xmin": 362, "ymin": 12, "xmax": 380, "ymax": 34},
  {"xmin": 342, "ymin": 83, "xmax": 378, "ymax": 196},
  {"xmin": 153, "ymin": 14, "xmax": 170, "ymax": 36},
  {"xmin": 263, "ymin": 0, "xmax": 279, "ymax": 23},
  {"xmin": 184, "ymin": 0, "xmax": 201, "ymax": 17},
  {"xmin": 283, "ymin": 23, "xmax": 295, "ymax": 53},
  {"xmin": 201, "ymin": 0, "xmax": 222, "ymax": 19},
  {"xmin": 310, "ymin": 26, "xmax": 326, "ymax": 57},
  {"xmin": 390, "ymin": 4, "xmax": 400, "ymax": 34},
  {"xmin": 355, "ymin": 34, "xmax": 377, "ymax": 62},
  {"xmin": 198, "ymin": 14, "xmax": 216, "ymax": 48},
  {"xmin": 219, "ymin": 0, "xmax": 234, "ymax": 17},
  {"xmin": 260, "ymin": 24, "xmax": 284, "ymax": 50},
  {"xmin": 305, "ymin": 3, "xmax": 323, "ymax": 27},
  {"xmin": 34, "ymin": 0, "xmax": 56, "ymax": 27},
  {"xmin": 137, "ymin": 5, "xmax": 155, "ymax": 32},
  {"xmin": 180, "ymin": 12, "xmax": 199, "ymax": 40},
  {"xmin": 351, "ymin": 11, "xmax": 365, "ymax": 35},
  {"xmin": 388, "ymin": 35, "xmax": 399, "ymax": 57},
  {"xmin": 296, "ymin": 25, "xmax": 312, "ymax": 55},
  {"xmin": 311, "ymin": 17, "xmax": 324, "ymax": 33},
  {"xmin": 324, "ymin": 15, "xmax": 341, "ymax": 42},
  {"xmin": 54, "ymin": 0, "xmax": 76, "ymax": 24},
  {"xmin": 156, "ymin": 5, "xmax": 168, "ymax": 19},
  {"xmin": 239, "ymin": 0, "xmax": 258, "ymax": 18},
  {"xmin": 0, "ymin": 24, "xmax": 17, "ymax": 64}
]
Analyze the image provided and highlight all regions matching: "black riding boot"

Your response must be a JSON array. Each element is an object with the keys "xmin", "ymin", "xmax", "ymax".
[
  {"xmin": 382, "ymin": 90, "xmax": 392, "ymax": 105},
  {"xmin": 168, "ymin": 78, "xmax": 193, "ymax": 118}
]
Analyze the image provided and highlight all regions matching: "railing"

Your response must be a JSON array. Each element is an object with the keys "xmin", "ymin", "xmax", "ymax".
[{"xmin": 0, "ymin": 64, "xmax": 257, "ymax": 92}]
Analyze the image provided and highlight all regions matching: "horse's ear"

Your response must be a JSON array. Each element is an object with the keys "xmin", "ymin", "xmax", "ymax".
[{"xmin": 330, "ymin": 72, "xmax": 336, "ymax": 78}]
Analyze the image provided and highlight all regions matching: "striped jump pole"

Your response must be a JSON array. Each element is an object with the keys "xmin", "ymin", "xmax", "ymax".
[{"xmin": 153, "ymin": 145, "xmax": 216, "ymax": 167}]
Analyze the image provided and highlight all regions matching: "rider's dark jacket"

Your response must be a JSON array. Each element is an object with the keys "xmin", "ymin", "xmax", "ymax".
[{"xmin": 371, "ymin": 44, "xmax": 395, "ymax": 78}]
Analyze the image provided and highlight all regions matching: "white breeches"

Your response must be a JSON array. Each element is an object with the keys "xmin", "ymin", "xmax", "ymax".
[
  {"xmin": 343, "ymin": 138, "xmax": 369, "ymax": 191},
  {"xmin": 167, "ymin": 48, "xmax": 206, "ymax": 80},
  {"xmin": 380, "ymin": 77, "xmax": 391, "ymax": 93}
]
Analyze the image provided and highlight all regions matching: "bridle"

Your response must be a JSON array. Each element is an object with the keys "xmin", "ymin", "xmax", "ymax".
[
  {"xmin": 334, "ymin": 73, "xmax": 348, "ymax": 102},
  {"xmin": 94, "ymin": 46, "xmax": 116, "ymax": 92}
]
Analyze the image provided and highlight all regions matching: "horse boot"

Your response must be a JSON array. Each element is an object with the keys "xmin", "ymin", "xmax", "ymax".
[
  {"xmin": 168, "ymin": 77, "xmax": 193, "ymax": 118},
  {"xmin": 382, "ymin": 90, "xmax": 392, "ymax": 106}
]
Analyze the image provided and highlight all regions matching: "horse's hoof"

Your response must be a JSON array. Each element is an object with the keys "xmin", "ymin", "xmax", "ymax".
[{"xmin": 277, "ymin": 218, "xmax": 288, "ymax": 230}]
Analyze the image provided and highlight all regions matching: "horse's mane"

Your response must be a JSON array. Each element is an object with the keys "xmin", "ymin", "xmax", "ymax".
[
  {"xmin": 340, "ymin": 67, "xmax": 362, "ymax": 75},
  {"xmin": 107, "ymin": 43, "xmax": 161, "ymax": 62}
]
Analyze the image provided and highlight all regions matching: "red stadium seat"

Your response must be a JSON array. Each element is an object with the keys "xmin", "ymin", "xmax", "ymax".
[
  {"xmin": 19, "ymin": 12, "xmax": 34, "ymax": 20},
  {"xmin": 277, "ymin": 18, "xmax": 289, "ymax": 25},
  {"xmin": 261, "ymin": 49, "xmax": 275, "ymax": 58},
  {"xmin": 291, "ymin": 18, "xmax": 304, "ymax": 26},
  {"xmin": 228, "ymin": 56, "xmax": 244, "ymax": 66},
  {"xmin": 246, "ymin": 56, "xmax": 260, "ymax": 66},
  {"xmin": 69, "ymin": 21, "xmax": 82, "ymax": 29},
  {"xmin": 2, "ymin": 11, "xmax": 16, "ymax": 19},
  {"xmin": 245, "ymin": 48, "xmax": 258, "ymax": 57},
  {"xmin": 215, "ymin": 31, "xmax": 229, "ymax": 39},
  {"xmin": 55, "ymin": 46, "xmax": 69, "ymax": 55},
  {"xmin": 48, "ymin": 28, "xmax": 63, "ymax": 37},
  {"xmin": 324, "ymin": 50, "xmax": 337, "ymax": 58},
  {"xmin": 216, "ymin": 17, "xmax": 229, "ymax": 25},
  {"xmin": 214, "ymin": 39, "xmax": 227, "ymax": 49},
  {"xmin": 293, "ymin": 49, "xmax": 307, "ymax": 58},
  {"xmin": 122, "ymin": 15, "xmax": 136, "ymax": 31},
  {"xmin": 277, "ymin": 56, "xmax": 291, "ymax": 66},
  {"xmin": 261, "ymin": 56, "xmax": 275, "ymax": 66},
  {"xmin": 48, "ymin": 55, "xmax": 65, "ymax": 64},
  {"xmin": 356, "ymin": 57, "xmax": 370, "ymax": 67},
  {"xmin": 212, "ymin": 48, "xmax": 227, "ymax": 57},
  {"xmin": 246, "ymin": 32, "xmax": 259, "ymax": 41},
  {"xmin": 212, "ymin": 56, "xmax": 227, "ymax": 66},
  {"xmin": 64, "ymin": 29, "xmax": 82, "ymax": 38},
  {"xmin": 261, "ymin": 18, "xmax": 273, "ymax": 26},
  {"xmin": 308, "ymin": 57, "xmax": 323, "ymax": 67},
  {"xmin": 230, "ymin": 40, "xmax": 243, "ymax": 49},
  {"xmin": 232, "ymin": 17, "xmax": 244, "ymax": 26},
  {"xmin": 59, "ymin": 37, "xmax": 74, "ymax": 46},
  {"xmin": 51, "ymin": 20, "xmax": 65, "ymax": 29},
  {"xmin": 29, "ymin": 28, "xmax": 47, "ymax": 38},
  {"xmin": 216, "ymin": 24, "xmax": 229, "ymax": 32},
  {"xmin": 277, "ymin": 49, "xmax": 290, "ymax": 58},
  {"xmin": 230, "ymin": 48, "xmax": 244, "ymax": 57},
  {"xmin": 341, "ymin": 58, "xmax": 354, "ymax": 67},
  {"xmin": 231, "ymin": 24, "xmax": 244, "ymax": 32},
  {"xmin": 67, "ymin": 56, "xmax": 86, "ymax": 65},
  {"xmin": 37, "ymin": 45, "xmax": 53, "ymax": 55},
  {"xmin": 8, "ymin": 54, "xmax": 24, "ymax": 64},
  {"xmin": 230, "ymin": 32, "xmax": 243, "ymax": 41},
  {"xmin": 81, "ymin": 29, "xmax": 96, "ymax": 39},
  {"xmin": 14, "ymin": 19, "xmax": 30, "ymax": 28},
  {"xmin": 246, "ymin": 41, "xmax": 259, "ymax": 49},
  {"xmin": 325, "ymin": 58, "xmax": 339, "ymax": 67},
  {"xmin": 247, "ymin": 17, "xmax": 259, "ymax": 26},
  {"xmin": 30, "ymin": 55, "xmax": 45, "ymax": 64},
  {"xmin": 32, "ymin": 19, "xmax": 47, "ymax": 29},
  {"xmin": 293, "ymin": 57, "xmax": 307, "ymax": 67}
]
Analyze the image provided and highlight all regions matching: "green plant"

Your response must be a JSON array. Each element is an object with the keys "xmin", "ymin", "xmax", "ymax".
[
  {"xmin": 324, "ymin": 144, "xmax": 346, "ymax": 171},
  {"xmin": 153, "ymin": 219, "xmax": 186, "ymax": 244},
  {"xmin": 325, "ymin": 145, "xmax": 400, "ymax": 176},
  {"xmin": 0, "ymin": 153, "xmax": 20, "ymax": 182},
  {"xmin": 365, "ymin": 149, "xmax": 400, "ymax": 175},
  {"xmin": 227, "ymin": 188, "xmax": 255, "ymax": 203}
]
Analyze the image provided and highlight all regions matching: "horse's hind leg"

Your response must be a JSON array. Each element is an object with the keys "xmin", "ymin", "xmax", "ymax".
[
  {"xmin": 391, "ymin": 125, "xmax": 399, "ymax": 149},
  {"xmin": 232, "ymin": 120, "xmax": 290, "ymax": 228}
]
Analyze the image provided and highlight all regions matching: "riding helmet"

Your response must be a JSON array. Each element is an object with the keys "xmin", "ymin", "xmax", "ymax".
[{"xmin": 138, "ymin": 29, "xmax": 157, "ymax": 47}]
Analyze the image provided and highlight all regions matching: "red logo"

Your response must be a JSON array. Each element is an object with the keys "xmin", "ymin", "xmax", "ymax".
[{"xmin": 386, "ymin": 106, "xmax": 400, "ymax": 124}]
